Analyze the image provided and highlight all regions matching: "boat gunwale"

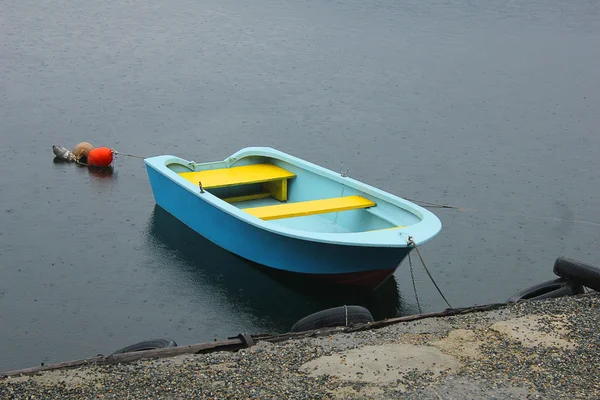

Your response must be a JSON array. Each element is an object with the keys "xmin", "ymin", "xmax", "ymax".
[{"xmin": 144, "ymin": 147, "xmax": 442, "ymax": 247}]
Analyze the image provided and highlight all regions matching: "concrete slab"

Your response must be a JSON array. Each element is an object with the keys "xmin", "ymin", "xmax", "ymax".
[
  {"xmin": 430, "ymin": 329, "xmax": 483, "ymax": 359},
  {"xmin": 300, "ymin": 343, "xmax": 461, "ymax": 388},
  {"xmin": 490, "ymin": 314, "xmax": 575, "ymax": 349}
]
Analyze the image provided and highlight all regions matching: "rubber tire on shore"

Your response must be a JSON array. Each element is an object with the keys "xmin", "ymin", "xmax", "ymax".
[
  {"xmin": 111, "ymin": 338, "xmax": 178, "ymax": 355},
  {"xmin": 506, "ymin": 278, "xmax": 584, "ymax": 303},
  {"xmin": 290, "ymin": 305, "xmax": 374, "ymax": 333},
  {"xmin": 553, "ymin": 257, "xmax": 600, "ymax": 292}
]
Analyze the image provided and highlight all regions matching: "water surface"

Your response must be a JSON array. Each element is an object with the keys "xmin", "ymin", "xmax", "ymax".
[{"xmin": 1, "ymin": 0, "xmax": 599, "ymax": 371}]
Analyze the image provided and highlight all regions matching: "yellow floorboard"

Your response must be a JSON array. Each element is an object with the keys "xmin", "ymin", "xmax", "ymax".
[
  {"xmin": 244, "ymin": 195, "xmax": 376, "ymax": 221},
  {"xmin": 223, "ymin": 192, "xmax": 271, "ymax": 203},
  {"xmin": 179, "ymin": 164, "xmax": 296, "ymax": 189}
]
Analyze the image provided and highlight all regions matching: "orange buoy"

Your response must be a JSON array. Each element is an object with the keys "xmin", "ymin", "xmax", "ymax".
[
  {"xmin": 87, "ymin": 147, "xmax": 114, "ymax": 167},
  {"xmin": 72, "ymin": 142, "xmax": 94, "ymax": 161}
]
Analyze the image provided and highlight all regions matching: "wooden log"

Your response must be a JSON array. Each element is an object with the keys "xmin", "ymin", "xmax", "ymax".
[
  {"xmin": 1, "ymin": 339, "xmax": 247, "ymax": 378},
  {"xmin": 104, "ymin": 338, "xmax": 243, "ymax": 364},
  {"xmin": 345, "ymin": 302, "xmax": 509, "ymax": 332},
  {"xmin": 1, "ymin": 305, "xmax": 503, "ymax": 378},
  {"xmin": 11, "ymin": 297, "xmax": 588, "ymax": 378},
  {"xmin": 1, "ymin": 356, "xmax": 105, "ymax": 378}
]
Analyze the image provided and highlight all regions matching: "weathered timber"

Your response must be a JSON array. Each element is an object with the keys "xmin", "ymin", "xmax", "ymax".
[{"xmin": 8, "ymin": 298, "xmax": 586, "ymax": 378}]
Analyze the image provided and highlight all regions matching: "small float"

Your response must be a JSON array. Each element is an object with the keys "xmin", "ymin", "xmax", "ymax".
[
  {"xmin": 52, "ymin": 142, "xmax": 114, "ymax": 167},
  {"xmin": 144, "ymin": 147, "xmax": 442, "ymax": 290}
]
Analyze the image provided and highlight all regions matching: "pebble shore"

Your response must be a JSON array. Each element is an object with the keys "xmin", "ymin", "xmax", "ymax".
[{"xmin": 2, "ymin": 293, "xmax": 599, "ymax": 399}]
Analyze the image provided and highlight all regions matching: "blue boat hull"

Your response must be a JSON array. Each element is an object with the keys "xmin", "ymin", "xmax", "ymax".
[{"xmin": 146, "ymin": 166, "xmax": 411, "ymax": 289}]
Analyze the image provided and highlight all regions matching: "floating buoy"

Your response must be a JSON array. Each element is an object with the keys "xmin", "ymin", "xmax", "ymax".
[
  {"xmin": 52, "ymin": 145, "xmax": 77, "ymax": 162},
  {"xmin": 87, "ymin": 147, "xmax": 114, "ymax": 167},
  {"xmin": 72, "ymin": 142, "xmax": 94, "ymax": 161}
]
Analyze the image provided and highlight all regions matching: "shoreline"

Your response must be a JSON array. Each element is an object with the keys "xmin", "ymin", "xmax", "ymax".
[{"xmin": 2, "ymin": 293, "xmax": 598, "ymax": 399}]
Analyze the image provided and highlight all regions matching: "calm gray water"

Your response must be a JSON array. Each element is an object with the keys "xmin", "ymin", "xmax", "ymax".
[{"xmin": 1, "ymin": 0, "xmax": 599, "ymax": 372}]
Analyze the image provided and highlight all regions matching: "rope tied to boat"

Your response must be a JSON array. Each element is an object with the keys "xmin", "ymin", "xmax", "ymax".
[
  {"xmin": 408, "ymin": 253, "xmax": 422, "ymax": 314},
  {"xmin": 344, "ymin": 305, "xmax": 348, "ymax": 326},
  {"xmin": 112, "ymin": 150, "xmax": 146, "ymax": 159},
  {"xmin": 403, "ymin": 198, "xmax": 462, "ymax": 210},
  {"xmin": 407, "ymin": 236, "xmax": 452, "ymax": 309},
  {"xmin": 405, "ymin": 197, "xmax": 600, "ymax": 227}
]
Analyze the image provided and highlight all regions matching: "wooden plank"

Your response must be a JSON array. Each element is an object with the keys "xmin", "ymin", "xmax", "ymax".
[
  {"xmin": 179, "ymin": 164, "xmax": 295, "ymax": 189},
  {"xmin": 105, "ymin": 339, "xmax": 244, "ymax": 364},
  {"xmin": 263, "ymin": 179, "xmax": 288, "ymax": 201},
  {"xmin": 1, "ymin": 356, "xmax": 105, "ymax": 377},
  {"xmin": 223, "ymin": 192, "xmax": 271, "ymax": 203},
  {"xmin": 244, "ymin": 195, "xmax": 376, "ymax": 221},
  {"xmin": 2, "ymin": 298, "xmax": 530, "ymax": 377},
  {"xmin": 1, "ymin": 340, "xmax": 246, "ymax": 377}
]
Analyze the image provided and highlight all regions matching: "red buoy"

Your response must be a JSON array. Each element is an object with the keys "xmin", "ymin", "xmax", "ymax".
[{"xmin": 87, "ymin": 147, "xmax": 114, "ymax": 167}]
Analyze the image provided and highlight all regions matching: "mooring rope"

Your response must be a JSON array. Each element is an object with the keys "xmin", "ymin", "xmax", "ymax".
[
  {"xmin": 403, "ymin": 197, "xmax": 462, "ymax": 209},
  {"xmin": 112, "ymin": 150, "xmax": 146, "ymax": 159},
  {"xmin": 408, "ymin": 253, "xmax": 422, "ymax": 314},
  {"xmin": 407, "ymin": 236, "xmax": 452, "ymax": 309},
  {"xmin": 404, "ymin": 197, "xmax": 600, "ymax": 227},
  {"xmin": 344, "ymin": 305, "xmax": 348, "ymax": 327}
]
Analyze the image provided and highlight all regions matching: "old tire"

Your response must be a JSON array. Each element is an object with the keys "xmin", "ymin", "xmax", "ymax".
[
  {"xmin": 111, "ymin": 338, "xmax": 177, "ymax": 355},
  {"xmin": 506, "ymin": 278, "xmax": 584, "ymax": 303},
  {"xmin": 553, "ymin": 257, "xmax": 600, "ymax": 291},
  {"xmin": 290, "ymin": 305, "xmax": 374, "ymax": 333}
]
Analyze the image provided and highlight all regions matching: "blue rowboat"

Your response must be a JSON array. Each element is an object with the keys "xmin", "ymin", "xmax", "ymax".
[{"xmin": 144, "ymin": 147, "xmax": 441, "ymax": 290}]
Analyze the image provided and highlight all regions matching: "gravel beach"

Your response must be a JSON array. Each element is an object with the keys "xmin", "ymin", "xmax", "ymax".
[{"xmin": 2, "ymin": 293, "xmax": 599, "ymax": 399}]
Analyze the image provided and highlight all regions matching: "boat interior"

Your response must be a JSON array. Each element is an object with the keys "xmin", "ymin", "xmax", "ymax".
[{"xmin": 169, "ymin": 156, "xmax": 421, "ymax": 234}]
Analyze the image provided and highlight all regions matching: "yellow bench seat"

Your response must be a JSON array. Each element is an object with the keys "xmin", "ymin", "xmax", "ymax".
[
  {"xmin": 179, "ymin": 163, "xmax": 295, "ymax": 188},
  {"xmin": 179, "ymin": 163, "xmax": 296, "ymax": 201},
  {"xmin": 244, "ymin": 195, "xmax": 376, "ymax": 221}
]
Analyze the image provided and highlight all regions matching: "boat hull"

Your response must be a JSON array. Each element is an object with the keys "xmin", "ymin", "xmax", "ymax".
[{"xmin": 146, "ymin": 166, "xmax": 410, "ymax": 289}]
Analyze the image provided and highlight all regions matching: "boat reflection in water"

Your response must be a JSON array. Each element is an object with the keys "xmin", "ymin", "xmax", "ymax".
[{"xmin": 147, "ymin": 205, "xmax": 419, "ymax": 331}]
